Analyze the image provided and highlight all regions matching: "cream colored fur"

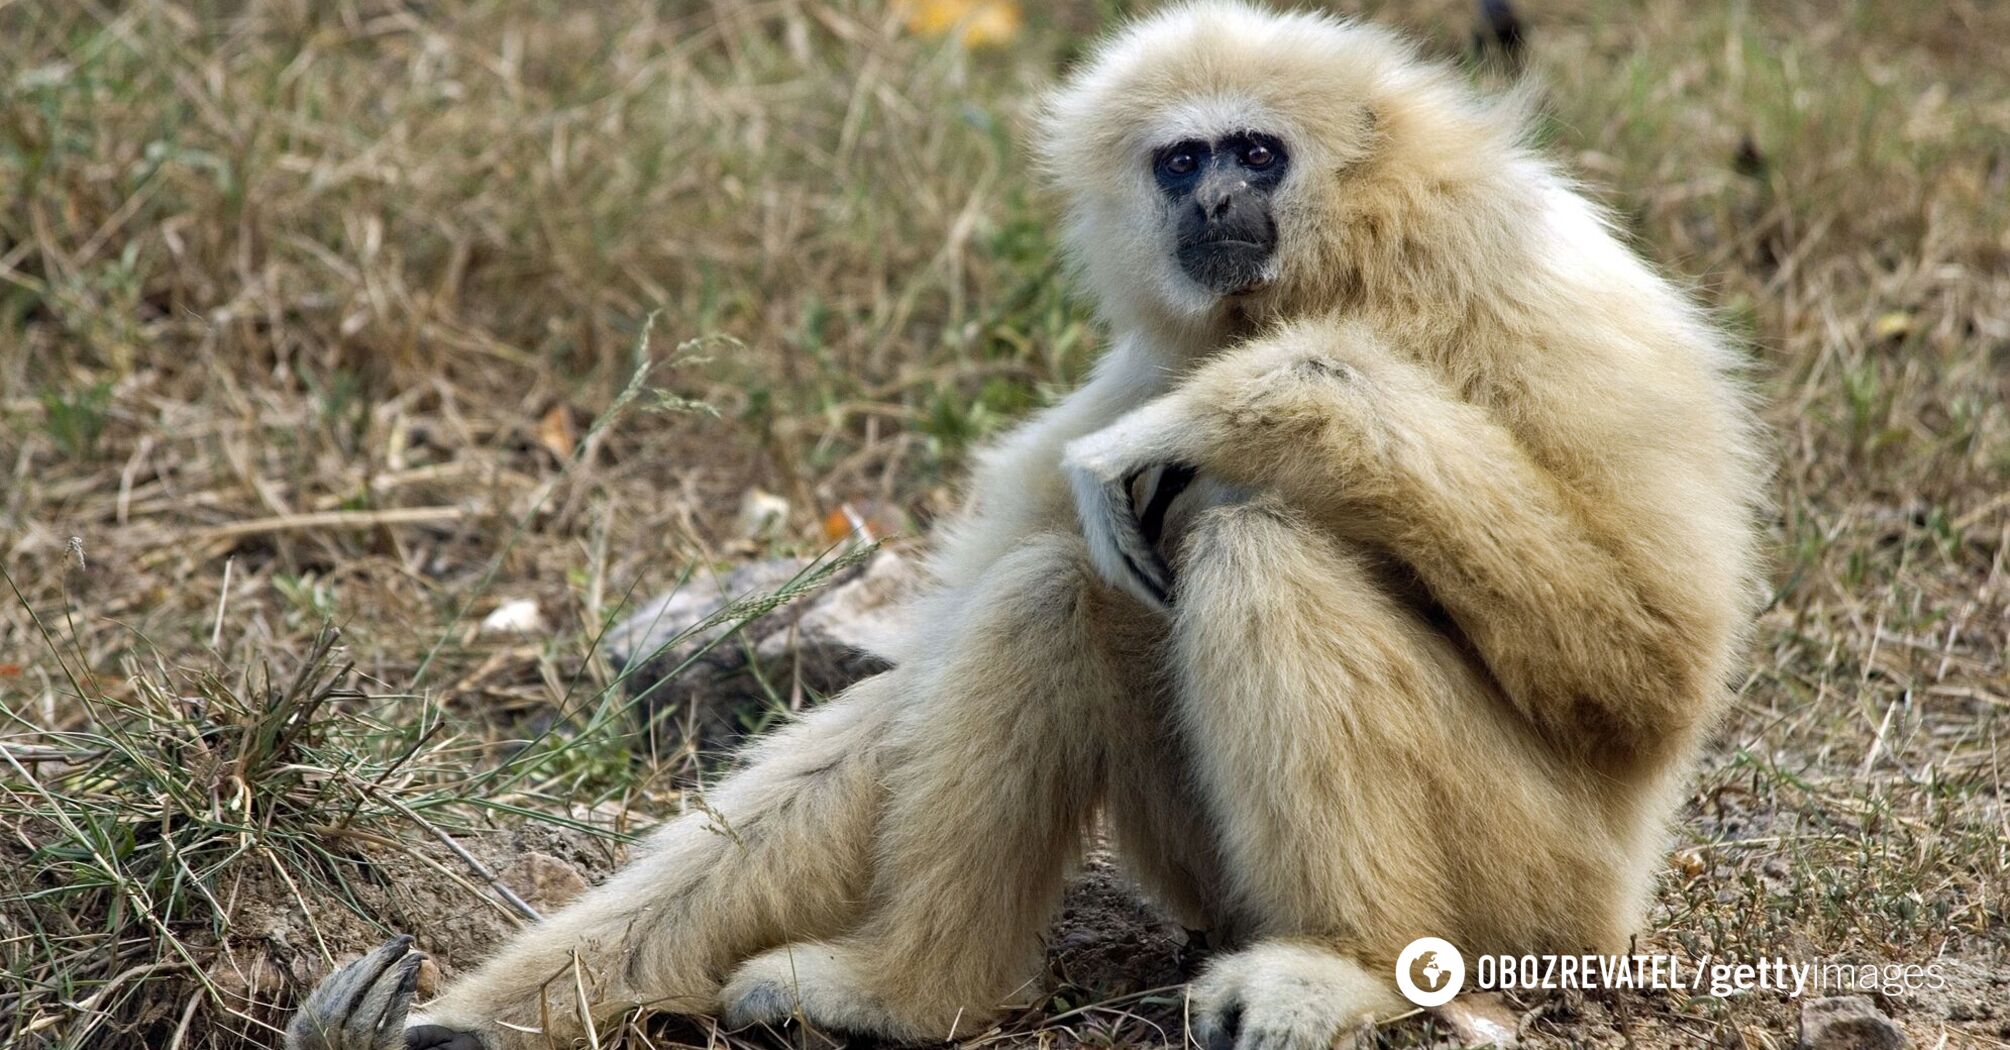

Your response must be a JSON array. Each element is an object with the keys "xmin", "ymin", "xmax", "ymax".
[{"xmin": 288, "ymin": 5, "xmax": 1764, "ymax": 1050}]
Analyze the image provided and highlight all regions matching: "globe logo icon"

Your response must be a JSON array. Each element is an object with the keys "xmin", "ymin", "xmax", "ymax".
[{"xmin": 1395, "ymin": 937, "xmax": 1465, "ymax": 1007}]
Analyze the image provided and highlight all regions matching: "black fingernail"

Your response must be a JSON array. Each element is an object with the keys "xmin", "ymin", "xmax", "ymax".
[{"xmin": 1140, "ymin": 463, "xmax": 1198, "ymax": 545}]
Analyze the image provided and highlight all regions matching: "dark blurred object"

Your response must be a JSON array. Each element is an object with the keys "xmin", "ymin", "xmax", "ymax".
[
  {"xmin": 1472, "ymin": 0, "xmax": 1527, "ymax": 66},
  {"xmin": 1734, "ymin": 134, "xmax": 1769, "ymax": 178}
]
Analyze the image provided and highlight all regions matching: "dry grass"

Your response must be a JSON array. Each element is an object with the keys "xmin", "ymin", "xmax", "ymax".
[{"xmin": 2, "ymin": 0, "xmax": 2006, "ymax": 1047}]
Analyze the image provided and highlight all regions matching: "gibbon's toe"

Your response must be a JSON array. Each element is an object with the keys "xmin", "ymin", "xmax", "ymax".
[
  {"xmin": 404, "ymin": 1026, "xmax": 484, "ymax": 1050},
  {"xmin": 718, "ymin": 972, "xmax": 796, "ymax": 1028},
  {"xmin": 287, "ymin": 937, "xmax": 424, "ymax": 1050},
  {"xmin": 719, "ymin": 944, "xmax": 837, "ymax": 1029},
  {"xmin": 1191, "ymin": 980, "xmax": 1334, "ymax": 1050},
  {"xmin": 1187, "ymin": 943, "xmax": 1398, "ymax": 1050},
  {"xmin": 1193, "ymin": 997, "xmax": 1243, "ymax": 1050}
]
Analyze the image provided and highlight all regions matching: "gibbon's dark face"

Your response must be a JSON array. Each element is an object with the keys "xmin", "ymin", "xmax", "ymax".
[{"xmin": 1153, "ymin": 131, "xmax": 1288, "ymax": 296}]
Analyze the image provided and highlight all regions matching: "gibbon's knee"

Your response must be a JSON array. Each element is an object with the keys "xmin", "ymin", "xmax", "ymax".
[
  {"xmin": 909, "ymin": 530, "xmax": 1148, "ymax": 702},
  {"xmin": 1165, "ymin": 500, "xmax": 1446, "ymax": 939},
  {"xmin": 1172, "ymin": 498, "xmax": 1362, "ymax": 625},
  {"xmin": 876, "ymin": 530, "xmax": 1131, "ymax": 879}
]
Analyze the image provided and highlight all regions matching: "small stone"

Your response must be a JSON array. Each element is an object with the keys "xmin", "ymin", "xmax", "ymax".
[
  {"xmin": 1800, "ymin": 995, "xmax": 1906, "ymax": 1050},
  {"xmin": 1760, "ymin": 855, "xmax": 1792, "ymax": 894},
  {"xmin": 751, "ymin": 547, "xmax": 911, "ymax": 682},
  {"xmin": 606, "ymin": 551, "xmax": 912, "ymax": 756},
  {"xmin": 496, "ymin": 844, "xmax": 586, "ymax": 909},
  {"xmin": 479, "ymin": 598, "xmax": 543, "ymax": 636},
  {"xmin": 1435, "ymin": 993, "xmax": 1519, "ymax": 1047},
  {"xmin": 735, "ymin": 488, "xmax": 791, "ymax": 540},
  {"xmin": 206, "ymin": 950, "xmax": 289, "ymax": 1005},
  {"xmin": 497, "ymin": 852, "xmax": 590, "ymax": 911}
]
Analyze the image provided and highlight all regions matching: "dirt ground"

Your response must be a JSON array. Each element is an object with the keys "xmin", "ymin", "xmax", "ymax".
[{"xmin": 195, "ymin": 814, "xmax": 2010, "ymax": 1048}]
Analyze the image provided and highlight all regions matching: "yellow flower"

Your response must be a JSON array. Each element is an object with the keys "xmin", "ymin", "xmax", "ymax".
[{"xmin": 899, "ymin": 0, "xmax": 1023, "ymax": 48}]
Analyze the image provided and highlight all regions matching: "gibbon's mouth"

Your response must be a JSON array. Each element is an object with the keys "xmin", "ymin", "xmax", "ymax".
[{"xmin": 1177, "ymin": 237, "xmax": 1275, "ymax": 296}]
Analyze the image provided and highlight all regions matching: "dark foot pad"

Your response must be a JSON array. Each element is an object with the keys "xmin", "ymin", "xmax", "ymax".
[
  {"xmin": 407, "ymin": 1025, "xmax": 485, "ymax": 1050},
  {"xmin": 721, "ymin": 978, "xmax": 798, "ymax": 1027}
]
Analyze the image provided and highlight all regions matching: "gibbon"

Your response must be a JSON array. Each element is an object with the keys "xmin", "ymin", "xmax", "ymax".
[{"xmin": 289, "ymin": 4, "xmax": 1764, "ymax": 1050}]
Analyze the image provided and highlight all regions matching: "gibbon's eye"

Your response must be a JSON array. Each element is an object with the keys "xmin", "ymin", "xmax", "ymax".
[
  {"xmin": 1243, "ymin": 142, "xmax": 1274, "ymax": 168},
  {"xmin": 1152, "ymin": 141, "xmax": 1212, "ymax": 191}
]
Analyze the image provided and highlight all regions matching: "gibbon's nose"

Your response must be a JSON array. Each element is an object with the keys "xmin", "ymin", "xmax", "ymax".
[
  {"xmin": 1181, "ymin": 168, "xmax": 1246, "ymax": 223},
  {"xmin": 1197, "ymin": 178, "xmax": 1247, "ymax": 223}
]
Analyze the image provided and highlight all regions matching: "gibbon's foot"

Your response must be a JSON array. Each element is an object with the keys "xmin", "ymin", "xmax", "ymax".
[
  {"xmin": 720, "ymin": 942, "xmax": 951, "ymax": 1042},
  {"xmin": 1187, "ymin": 943, "xmax": 1400, "ymax": 1050},
  {"xmin": 288, "ymin": 937, "xmax": 427, "ymax": 1050}
]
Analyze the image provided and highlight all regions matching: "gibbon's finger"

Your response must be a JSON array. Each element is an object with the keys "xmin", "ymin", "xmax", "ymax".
[
  {"xmin": 1116, "ymin": 464, "xmax": 1196, "ymax": 604},
  {"xmin": 343, "ymin": 952, "xmax": 422, "ymax": 1050},
  {"xmin": 1070, "ymin": 462, "xmax": 1172, "ymax": 609}
]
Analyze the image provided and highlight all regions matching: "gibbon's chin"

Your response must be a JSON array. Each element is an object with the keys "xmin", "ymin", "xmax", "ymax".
[{"xmin": 1177, "ymin": 240, "xmax": 1275, "ymax": 297}]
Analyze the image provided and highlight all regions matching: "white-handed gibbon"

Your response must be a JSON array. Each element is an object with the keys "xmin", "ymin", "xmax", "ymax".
[{"xmin": 290, "ymin": 4, "xmax": 1765, "ymax": 1049}]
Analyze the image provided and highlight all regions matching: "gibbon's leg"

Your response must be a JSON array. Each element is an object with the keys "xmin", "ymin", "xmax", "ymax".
[
  {"xmin": 295, "ymin": 350, "xmax": 1170, "ymax": 1050},
  {"xmin": 291, "ymin": 674, "xmax": 902, "ymax": 1050},
  {"xmin": 1165, "ymin": 499, "xmax": 1414, "ymax": 1049},
  {"xmin": 719, "ymin": 533, "xmax": 1146, "ymax": 1041},
  {"xmin": 1166, "ymin": 499, "xmax": 1631, "ymax": 1050}
]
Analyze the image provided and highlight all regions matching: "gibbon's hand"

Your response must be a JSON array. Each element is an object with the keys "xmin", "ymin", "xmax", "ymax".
[{"xmin": 1064, "ymin": 402, "xmax": 1198, "ymax": 610}]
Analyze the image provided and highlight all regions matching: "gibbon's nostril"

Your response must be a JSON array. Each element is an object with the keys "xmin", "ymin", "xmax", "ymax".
[{"xmin": 1207, "ymin": 193, "xmax": 1234, "ymax": 220}]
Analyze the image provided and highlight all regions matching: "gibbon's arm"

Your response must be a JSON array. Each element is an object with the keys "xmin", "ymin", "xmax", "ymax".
[{"xmin": 1066, "ymin": 319, "xmax": 1728, "ymax": 759}]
